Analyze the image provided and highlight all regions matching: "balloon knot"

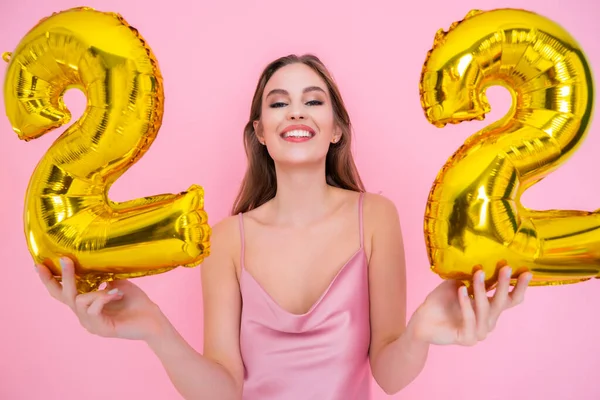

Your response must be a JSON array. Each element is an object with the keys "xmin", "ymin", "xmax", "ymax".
[{"xmin": 2, "ymin": 52, "xmax": 11, "ymax": 63}]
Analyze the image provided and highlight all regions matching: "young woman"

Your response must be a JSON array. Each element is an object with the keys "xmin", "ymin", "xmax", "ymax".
[{"xmin": 36, "ymin": 54, "xmax": 532, "ymax": 400}]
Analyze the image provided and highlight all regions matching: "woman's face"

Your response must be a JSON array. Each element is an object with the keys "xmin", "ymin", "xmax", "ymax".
[{"xmin": 254, "ymin": 63, "xmax": 341, "ymax": 167}]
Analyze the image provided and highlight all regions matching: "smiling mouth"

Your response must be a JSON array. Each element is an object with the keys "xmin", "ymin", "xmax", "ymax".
[{"xmin": 280, "ymin": 129, "xmax": 315, "ymax": 139}]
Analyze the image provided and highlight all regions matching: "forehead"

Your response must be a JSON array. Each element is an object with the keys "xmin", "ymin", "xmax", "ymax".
[{"xmin": 265, "ymin": 63, "xmax": 327, "ymax": 93}]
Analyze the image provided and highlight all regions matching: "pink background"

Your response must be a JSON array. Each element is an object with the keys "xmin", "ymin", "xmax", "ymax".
[{"xmin": 1, "ymin": 0, "xmax": 599, "ymax": 399}]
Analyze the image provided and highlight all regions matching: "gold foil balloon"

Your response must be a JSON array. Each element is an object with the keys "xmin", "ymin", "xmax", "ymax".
[
  {"xmin": 419, "ymin": 9, "xmax": 598, "ymax": 288},
  {"xmin": 3, "ymin": 7, "xmax": 211, "ymax": 292}
]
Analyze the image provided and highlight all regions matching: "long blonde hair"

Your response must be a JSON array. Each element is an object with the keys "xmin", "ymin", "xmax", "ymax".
[{"xmin": 231, "ymin": 54, "xmax": 365, "ymax": 215}]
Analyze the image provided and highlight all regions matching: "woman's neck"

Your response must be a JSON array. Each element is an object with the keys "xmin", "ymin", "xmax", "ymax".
[{"xmin": 270, "ymin": 162, "xmax": 335, "ymax": 227}]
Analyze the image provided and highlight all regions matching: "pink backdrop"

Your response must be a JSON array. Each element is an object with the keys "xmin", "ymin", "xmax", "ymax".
[{"xmin": 1, "ymin": 0, "xmax": 599, "ymax": 399}]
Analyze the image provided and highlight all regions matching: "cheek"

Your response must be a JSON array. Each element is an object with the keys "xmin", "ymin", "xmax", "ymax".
[
  {"xmin": 259, "ymin": 109, "xmax": 282, "ymax": 139},
  {"xmin": 313, "ymin": 108, "xmax": 336, "ymax": 130}
]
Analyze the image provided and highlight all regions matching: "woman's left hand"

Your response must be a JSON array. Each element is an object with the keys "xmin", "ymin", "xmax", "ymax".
[{"xmin": 409, "ymin": 265, "xmax": 532, "ymax": 346}]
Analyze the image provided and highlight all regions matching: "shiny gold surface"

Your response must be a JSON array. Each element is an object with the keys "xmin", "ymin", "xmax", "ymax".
[
  {"xmin": 4, "ymin": 7, "xmax": 211, "ymax": 292},
  {"xmin": 419, "ymin": 9, "xmax": 598, "ymax": 288}
]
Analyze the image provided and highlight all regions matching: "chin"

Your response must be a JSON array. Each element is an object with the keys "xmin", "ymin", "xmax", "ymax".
[
  {"xmin": 269, "ymin": 145, "xmax": 328, "ymax": 165},
  {"xmin": 272, "ymin": 154, "xmax": 327, "ymax": 168}
]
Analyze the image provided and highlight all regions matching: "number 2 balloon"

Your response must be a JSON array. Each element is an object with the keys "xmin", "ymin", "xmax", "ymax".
[
  {"xmin": 3, "ymin": 7, "xmax": 211, "ymax": 292},
  {"xmin": 419, "ymin": 8, "xmax": 599, "ymax": 288}
]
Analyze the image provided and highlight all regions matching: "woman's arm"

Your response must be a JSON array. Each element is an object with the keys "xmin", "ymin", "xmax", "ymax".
[
  {"xmin": 365, "ymin": 194, "xmax": 430, "ymax": 395},
  {"xmin": 365, "ymin": 193, "xmax": 532, "ymax": 395},
  {"xmin": 145, "ymin": 216, "xmax": 245, "ymax": 400}
]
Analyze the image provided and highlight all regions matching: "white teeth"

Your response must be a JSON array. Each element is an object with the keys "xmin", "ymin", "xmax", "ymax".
[{"xmin": 282, "ymin": 129, "xmax": 313, "ymax": 138}]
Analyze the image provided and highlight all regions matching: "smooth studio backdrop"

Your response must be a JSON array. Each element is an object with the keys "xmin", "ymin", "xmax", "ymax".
[{"xmin": 1, "ymin": 0, "xmax": 598, "ymax": 399}]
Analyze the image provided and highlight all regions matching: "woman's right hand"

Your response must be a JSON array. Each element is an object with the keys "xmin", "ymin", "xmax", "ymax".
[{"xmin": 37, "ymin": 257, "xmax": 168, "ymax": 342}]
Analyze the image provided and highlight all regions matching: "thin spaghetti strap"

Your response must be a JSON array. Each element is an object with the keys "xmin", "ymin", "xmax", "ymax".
[
  {"xmin": 358, "ymin": 192, "xmax": 365, "ymax": 248},
  {"xmin": 238, "ymin": 213, "xmax": 246, "ymax": 270}
]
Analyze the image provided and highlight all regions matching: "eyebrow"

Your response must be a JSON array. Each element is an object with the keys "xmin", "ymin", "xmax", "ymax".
[{"xmin": 266, "ymin": 86, "xmax": 326, "ymax": 98}]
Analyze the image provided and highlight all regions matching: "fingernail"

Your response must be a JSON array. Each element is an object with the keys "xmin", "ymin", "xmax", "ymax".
[
  {"xmin": 108, "ymin": 288, "xmax": 123, "ymax": 296},
  {"xmin": 59, "ymin": 258, "xmax": 68, "ymax": 270},
  {"xmin": 479, "ymin": 271, "xmax": 485, "ymax": 282},
  {"xmin": 461, "ymin": 286, "xmax": 468, "ymax": 296},
  {"xmin": 34, "ymin": 265, "xmax": 38, "ymax": 273},
  {"xmin": 525, "ymin": 273, "xmax": 533, "ymax": 282},
  {"xmin": 506, "ymin": 267, "xmax": 512, "ymax": 278}
]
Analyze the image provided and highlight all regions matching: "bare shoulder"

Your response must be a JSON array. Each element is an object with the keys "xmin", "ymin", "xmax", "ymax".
[
  {"xmin": 210, "ymin": 214, "xmax": 241, "ymax": 240},
  {"xmin": 362, "ymin": 192, "xmax": 401, "ymax": 224},
  {"xmin": 201, "ymin": 214, "xmax": 241, "ymax": 271},
  {"xmin": 359, "ymin": 192, "xmax": 402, "ymax": 262}
]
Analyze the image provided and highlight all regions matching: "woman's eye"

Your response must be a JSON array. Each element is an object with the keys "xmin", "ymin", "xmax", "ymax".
[
  {"xmin": 269, "ymin": 100, "xmax": 323, "ymax": 108},
  {"xmin": 269, "ymin": 102, "xmax": 287, "ymax": 108}
]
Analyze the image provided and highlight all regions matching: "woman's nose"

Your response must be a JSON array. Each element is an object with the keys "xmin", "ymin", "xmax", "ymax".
[{"xmin": 287, "ymin": 108, "xmax": 306, "ymax": 120}]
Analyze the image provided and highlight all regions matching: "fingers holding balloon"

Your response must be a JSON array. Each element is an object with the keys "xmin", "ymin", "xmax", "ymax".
[
  {"xmin": 507, "ymin": 271, "xmax": 533, "ymax": 309},
  {"xmin": 487, "ymin": 266, "xmax": 513, "ymax": 325},
  {"xmin": 458, "ymin": 269, "xmax": 495, "ymax": 345},
  {"xmin": 70, "ymin": 289, "xmax": 122, "ymax": 337},
  {"xmin": 59, "ymin": 257, "xmax": 78, "ymax": 309},
  {"xmin": 455, "ymin": 266, "xmax": 531, "ymax": 346},
  {"xmin": 75, "ymin": 288, "xmax": 123, "ymax": 317},
  {"xmin": 471, "ymin": 270, "xmax": 491, "ymax": 340},
  {"xmin": 488, "ymin": 266, "xmax": 532, "ymax": 313},
  {"xmin": 457, "ymin": 285, "xmax": 478, "ymax": 346},
  {"xmin": 36, "ymin": 263, "xmax": 63, "ymax": 302}
]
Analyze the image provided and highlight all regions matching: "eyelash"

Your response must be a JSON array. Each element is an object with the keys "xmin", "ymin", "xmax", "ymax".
[{"xmin": 269, "ymin": 100, "xmax": 324, "ymax": 108}]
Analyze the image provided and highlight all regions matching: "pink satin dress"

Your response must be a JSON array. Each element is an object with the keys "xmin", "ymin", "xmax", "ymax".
[{"xmin": 237, "ymin": 192, "xmax": 372, "ymax": 400}]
